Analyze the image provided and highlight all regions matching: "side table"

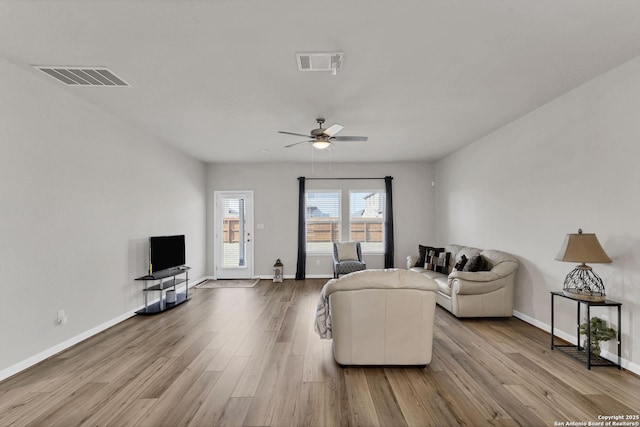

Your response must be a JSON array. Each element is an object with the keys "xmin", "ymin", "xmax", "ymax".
[{"xmin": 550, "ymin": 291, "xmax": 621, "ymax": 370}]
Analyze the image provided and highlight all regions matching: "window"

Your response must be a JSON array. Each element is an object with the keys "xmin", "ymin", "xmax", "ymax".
[
  {"xmin": 305, "ymin": 191, "xmax": 341, "ymax": 253},
  {"xmin": 350, "ymin": 191, "xmax": 384, "ymax": 253},
  {"xmin": 305, "ymin": 189, "xmax": 385, "ymax": 253}
]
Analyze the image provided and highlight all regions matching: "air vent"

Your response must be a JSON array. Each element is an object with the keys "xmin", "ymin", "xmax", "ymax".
[
  {"xmin": 296, "ymin": 52, "xmax": 343, "ymax": 73},
  {"xmin": 34, "ymin": 66, "xmax": 130, "ymax": 87}
]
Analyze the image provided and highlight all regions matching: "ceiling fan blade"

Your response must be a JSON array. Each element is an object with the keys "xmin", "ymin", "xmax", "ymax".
[
  {"xmin": 278, "ymin": 131, "xmax": 312, "ymax": 138},
  {"xmin": 323, "ymin": 124, "xmax": 344, "ymax": 137},
  {"xmin": 284, "ymin": 140, "xmax": 314, "ymax": 148},
  {"xmin": 333, "ymin": 136, "xmax": 368, "ymax": 142}
]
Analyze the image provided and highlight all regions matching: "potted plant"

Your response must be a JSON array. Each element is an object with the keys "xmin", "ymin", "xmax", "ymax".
[{"xmin": 579, "ymin": 316, "xmax": 616, "ymax": 357}]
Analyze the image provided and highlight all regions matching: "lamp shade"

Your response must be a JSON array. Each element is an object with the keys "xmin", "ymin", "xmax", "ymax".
[{"xmin": 555, "ymin": 229, "xmax": 611, "ymax": 264}]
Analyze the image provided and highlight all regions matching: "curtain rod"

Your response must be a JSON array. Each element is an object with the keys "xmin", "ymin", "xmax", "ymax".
[{"xmin": 299, "ymin": 176, "xmax": 391, "ymax": 181}]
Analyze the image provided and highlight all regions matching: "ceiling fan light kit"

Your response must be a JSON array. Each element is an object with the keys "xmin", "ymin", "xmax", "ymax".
[
  {"xmin": 312, "ymin": 140, "xmax": 331, "ymax": 150},
  {"xmin": 279, "ymin": 118, "xmax": 368, "ymax": 150}
]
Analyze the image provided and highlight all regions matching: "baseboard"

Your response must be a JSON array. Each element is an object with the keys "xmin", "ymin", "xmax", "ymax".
[
  {"xmin": 513, "ymin": 310, "xmax": 639, "ymax": 376},
  {"xmin": 0, "ymin": 275, "xmax": 208, "ymax": 383},
  {"xmin": 0, "ymin": 310, "xmax": 136, "ymax": 382},
  {"xmin": 253, "ymin": 274, "xmax": 332, "ymax": 280},
  {"xmin": 190, "ymin": 276, "xmax": 211, "ymax": 287}
]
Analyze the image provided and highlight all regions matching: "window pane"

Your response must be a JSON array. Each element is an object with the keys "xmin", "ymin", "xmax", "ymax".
[
  {"xmin": 222, "ymin": 198, "xmax": 246, "ymax": 267},
  {"xmin": 306, "ymin": 191, "xmax": 340, "ymax": 252},
  {"xmin": 350, "ymin": 192, "xmax": 384, "ymax": 252}
]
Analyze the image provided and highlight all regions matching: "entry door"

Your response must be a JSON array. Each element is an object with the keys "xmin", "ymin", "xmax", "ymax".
[{"xmin": 214, "ymin": 191, "xmax": 254, "ymax": 279}]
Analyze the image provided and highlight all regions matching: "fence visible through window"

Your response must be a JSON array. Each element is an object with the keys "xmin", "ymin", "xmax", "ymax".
[{"xmin": 350, "ymin": 191, "xmax": 384, "ymax": 252}]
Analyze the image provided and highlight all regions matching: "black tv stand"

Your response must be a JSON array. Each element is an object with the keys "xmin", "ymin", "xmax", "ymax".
[{"xmin": 135, "ymin": 266, "xmax": 190, "ymax": 314}]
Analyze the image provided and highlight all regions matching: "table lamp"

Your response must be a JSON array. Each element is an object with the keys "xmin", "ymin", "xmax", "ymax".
[{"xmin": 555, "ymin": 228, "xmax": 612, "ymax": 301}]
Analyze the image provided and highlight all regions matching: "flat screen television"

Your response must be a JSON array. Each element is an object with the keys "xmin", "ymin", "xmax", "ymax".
[{"xmin": 149, "ymin": 235, "xmax": 185, "ymax": 274}]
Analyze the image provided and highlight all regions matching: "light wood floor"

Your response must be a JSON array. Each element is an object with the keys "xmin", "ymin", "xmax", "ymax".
[{"xmin": 1, "ymin": 279, "xmax": 639, "ymax": 426}]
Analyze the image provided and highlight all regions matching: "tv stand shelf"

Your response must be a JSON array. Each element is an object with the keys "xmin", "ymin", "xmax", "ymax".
[
  {"xmin": 143, "ymin": 278, "xmax": 187, "ymax": 292},
  {"xmin": 135, "ymin": 267, "xmax": 190, "ymax": 315}
]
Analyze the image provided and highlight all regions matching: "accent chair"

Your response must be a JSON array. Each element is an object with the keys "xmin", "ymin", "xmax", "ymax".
[{"xmin": 332, "ymin": 241, "xmax": 366, "ymax": 278}]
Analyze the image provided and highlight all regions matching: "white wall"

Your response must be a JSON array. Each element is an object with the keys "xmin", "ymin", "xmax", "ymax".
[
  {"xmin": 0, "ymin": 59, "xmax": 207, "ymax": 379},
  {"xmin": 207, "ymin": 162, "xmax": 434, "ymax": 278},
  {"xmin": 434, "ymin": 56, "xmax": 640, "ymax": 372}
]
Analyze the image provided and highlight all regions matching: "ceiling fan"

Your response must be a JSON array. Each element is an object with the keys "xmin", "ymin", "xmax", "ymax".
[{"xmin": 279, "ymin": 118, "xmax": 368, "ymax": 150}]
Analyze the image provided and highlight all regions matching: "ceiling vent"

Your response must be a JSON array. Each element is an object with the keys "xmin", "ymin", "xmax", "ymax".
[
  {"xmin": 296, "ymin": 52, "xmax": 343, "ymax": 74},
  {"xmin": 34, "ymin": 66, "xmax": 130, "ymax": 87}
]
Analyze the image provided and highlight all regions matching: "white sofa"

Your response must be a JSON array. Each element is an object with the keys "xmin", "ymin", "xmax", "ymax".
[
  {"xmin": 408, "ymin": 245, "xmax": 518, "ymax": 318},
  {"xmin": 317, "ymin": 269, "xmax": 438, "ymax": 366}
]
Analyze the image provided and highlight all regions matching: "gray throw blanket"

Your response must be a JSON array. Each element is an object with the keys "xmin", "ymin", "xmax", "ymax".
[{"xmin": 314, "ymin": 283, "xmax": 332, "ymax": 339}]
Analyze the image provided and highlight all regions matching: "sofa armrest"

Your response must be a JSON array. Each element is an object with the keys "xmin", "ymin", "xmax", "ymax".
[
  {"xmin": 490, "ymin": 261, "xmax": 518, "ymax": 277},
  {"xmin": 448, "ymin": 270, "xmax": 500, "ymax": 282},
  {"xmin": 450, "ymin": 277, "xmax": 508, "ymax": 295},
  {"xmin": 407, "ymin": 255, "xmax": 419, "ymax": 269}
]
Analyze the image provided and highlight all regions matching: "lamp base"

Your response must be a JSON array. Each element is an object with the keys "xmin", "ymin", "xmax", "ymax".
[
  {"xmin": 562, "ymin": 288, "xmax": 606, "ymax": 302},
  {"xmin": 562, "ymin": 264, "xmax": 606, "ymax": 302}
]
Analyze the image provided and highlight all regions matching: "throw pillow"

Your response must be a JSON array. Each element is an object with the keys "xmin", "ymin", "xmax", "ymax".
[
  {"xmin": 463, "ymin": 254, "xmax": 486, "ymax": 272},
  {"xmin": 434, "ymin": 252, "xmax": 451, "ymax": 274},
  {"xmin": 425, "ymin": 248, "xmax": 445, "ymax": 271},
  {"xmin": 336, "ymin": 242, "xmax": 359, "ymax": 261},
  {"xmin": 452, "ymin": 254, "xmax": 468, "ymax": 272},
  {"xmin": 416, "ymin": 244, "xmax": 430, "ymax": 267}
]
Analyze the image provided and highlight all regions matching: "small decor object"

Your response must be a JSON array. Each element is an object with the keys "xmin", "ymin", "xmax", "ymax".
[
  {"xmin": 273, "ymin": 259, "xmax": 284, "ymax": 283},
  {"xmin": 580, "ymin": 316, "xmax": 616, "ymax": 357},
  {"xmin": 166, "ymin": 290, "xmax": 176, "ymax": 304},
  {"xmin": 555, "ymin": 228, "xmax": 612, "ymax": 301}
]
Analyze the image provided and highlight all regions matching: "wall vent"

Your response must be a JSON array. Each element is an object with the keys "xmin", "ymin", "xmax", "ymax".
[
  {"xmin": 296, "ymin": 52, "xmax": 343, "ymax": 73},
  {"xmin": 34, "ymin": 66, "xmax": 130, "ymax": 87}
]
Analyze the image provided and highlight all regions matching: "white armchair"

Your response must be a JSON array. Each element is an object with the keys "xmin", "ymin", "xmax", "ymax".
[{"xmin": 318, "ymin": 269, "xmax": 438, "ymax": 366}]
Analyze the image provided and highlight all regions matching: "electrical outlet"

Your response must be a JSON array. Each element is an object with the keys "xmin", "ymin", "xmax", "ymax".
[
  {"xmin": 56, "ymin": 310, "xmax": 68, "ymax": 325},
  {"xmin": 316, "ymin": 259, "xmax": 321, "ymax": 266}
]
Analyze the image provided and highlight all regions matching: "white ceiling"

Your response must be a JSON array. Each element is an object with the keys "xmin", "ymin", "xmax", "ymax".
[{"xmin": 2, "ymin": 0, "xmax": 640, "ymax": 163}]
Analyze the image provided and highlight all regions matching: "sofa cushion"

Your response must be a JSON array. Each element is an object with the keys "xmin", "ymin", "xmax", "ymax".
[
  {"xmin": 425, "ymin": 248, "xmax": 445, "ymax": 270},
  {"xmin": 336, "ymin": 242, "xmax": 359, "ymax": 261},
  {"xmin": 434, "ymin": 276, "xmax": 451, "ymax": 296},
  {"xmin": 463, "ymin": 253, "xmax": 486, "ymax": 272},
  {"xmin": 446, "ymin": 245, "xmax": 464, "ymax": 260},
  {"xmin": 456, "ymin": 246, "xmax": 482, "ymax": 262},
  {"xmin": 410, "ymin": 267, "xmax": 447, "ymax": 282}
]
